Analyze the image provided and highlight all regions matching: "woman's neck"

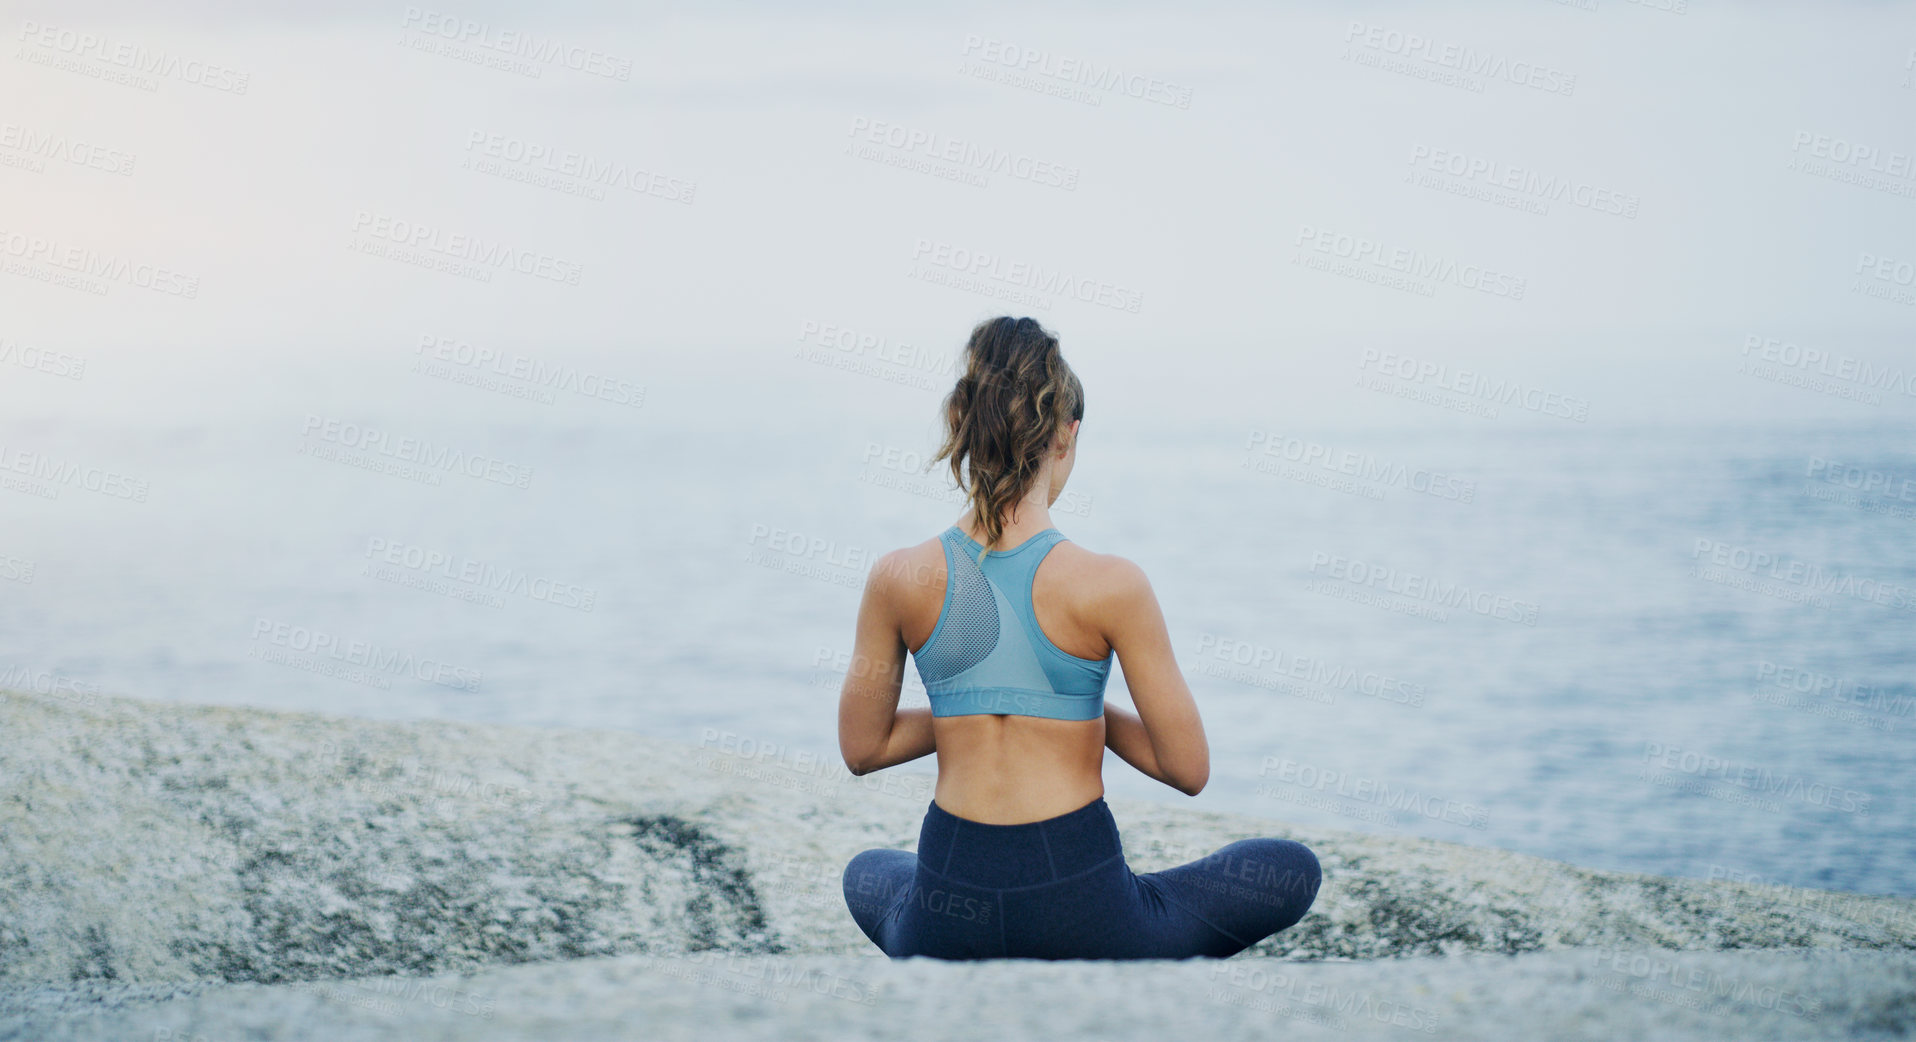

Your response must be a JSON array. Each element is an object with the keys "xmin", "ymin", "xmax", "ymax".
[{"xmin": 958, "ymin": 486, "xmax": 1056, "ymax": 550}]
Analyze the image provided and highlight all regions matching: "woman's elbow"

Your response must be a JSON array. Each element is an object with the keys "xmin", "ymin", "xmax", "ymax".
[
  {"xmin": 1169, "ymin": 758, "xmax": 1209, "ymax": 796},
  {"xmin": 839, "ymin": 741, "xmax": 879, "ymax": 776}
]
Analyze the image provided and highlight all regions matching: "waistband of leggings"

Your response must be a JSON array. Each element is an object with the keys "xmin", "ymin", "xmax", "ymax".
[{"xmin": 916, "ymin": 796, "xmax": 1122, "ymax": 889}]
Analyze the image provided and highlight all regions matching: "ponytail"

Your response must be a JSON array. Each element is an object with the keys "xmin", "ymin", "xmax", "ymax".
[{"xmin": 931, "ymin": 316, "xmax": 1084, "ymax": 561}]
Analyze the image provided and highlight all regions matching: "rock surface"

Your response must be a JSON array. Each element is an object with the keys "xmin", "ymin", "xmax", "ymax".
[
  {"xmin": 3, "ymin": 690, "xmax": 1912, "ymax": 1040},
  {"xmin": 6, "ymin": 949, "xmax": 1916, "ymax": 1042}
]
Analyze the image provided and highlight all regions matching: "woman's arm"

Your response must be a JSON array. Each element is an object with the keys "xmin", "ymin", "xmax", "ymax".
[
  {"xmin": 1102, "ymin": 702, "xmax": 1174, "ymax": 788},
  {"xmin": 837, "ymin": 550, "xmax": 937, "ymax": 775},
  {"xmin": 844, "ymin": 707, "xmax": 936, "ymax": 776},
  {"xmin": 1094, "ymin": 558, "xmax": 1209, "ymax": 796}
]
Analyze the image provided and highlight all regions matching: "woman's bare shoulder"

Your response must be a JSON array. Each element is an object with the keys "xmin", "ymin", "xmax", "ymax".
[
  {"xmin": 869, "ymin": 534, "xmax": 950, "ymax": 602},
  {"xmin": 1050, "ymin": 537, "xmax": 1151, "ymax": 603}
]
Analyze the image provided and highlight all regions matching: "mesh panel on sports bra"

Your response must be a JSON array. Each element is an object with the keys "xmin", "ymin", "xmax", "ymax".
[{"xmin": 913, "ymin": 538, "xmax": 998, "ymax": 679}]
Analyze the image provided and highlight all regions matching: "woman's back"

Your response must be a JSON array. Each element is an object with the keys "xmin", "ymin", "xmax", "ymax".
[
  {"xmin": 847, "ymin": 506, "xmax": 1211, "ymax": 825},
  {"xmin": 887, "ymin": 520, "xmax": 1119, "ymax": 823}
]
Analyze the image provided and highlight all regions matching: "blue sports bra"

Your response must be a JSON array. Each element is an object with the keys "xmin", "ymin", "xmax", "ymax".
[{"xmin": 909, "ymin": 526, "xmax": 1114, "ymax": 721}]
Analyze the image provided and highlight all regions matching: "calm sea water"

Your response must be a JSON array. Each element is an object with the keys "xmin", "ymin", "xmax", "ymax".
[{"xmin": 4, "ymin": 360, "xmax": 1911, "ymax": 897}]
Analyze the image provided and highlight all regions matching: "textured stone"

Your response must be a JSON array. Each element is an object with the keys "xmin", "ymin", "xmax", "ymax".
[
  {"xmin": 4, "ymin": 950, "xmax": 1914, "ymax": 1042},
  {"xmin": 2, "ymin": 689, "xmax": 1911, "ymax": 1040}
]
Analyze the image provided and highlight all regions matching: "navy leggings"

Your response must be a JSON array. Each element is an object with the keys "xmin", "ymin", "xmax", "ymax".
[{"xmin": 842, "ymin": 797, "xmax": 1321, "ymax": 960}]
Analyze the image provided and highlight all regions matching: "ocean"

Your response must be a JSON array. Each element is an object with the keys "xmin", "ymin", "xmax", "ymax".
[{"xmin": 3, "ymin": 348, "xmax": 1911, "ymax": 897}]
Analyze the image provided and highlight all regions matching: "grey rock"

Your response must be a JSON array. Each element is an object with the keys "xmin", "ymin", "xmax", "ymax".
[
  {"xmin": 4, "ymin": 950, "xmax": 1914, "ymax": 1042},
  {"xmin": 2, "ymin": 689, "xmax": 1911, "ymax": 1040}
]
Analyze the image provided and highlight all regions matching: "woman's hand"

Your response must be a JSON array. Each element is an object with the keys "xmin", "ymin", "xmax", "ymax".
[{"xmin": 1102, "ymin": 701, "xmax": 1203, "ymax": 795}]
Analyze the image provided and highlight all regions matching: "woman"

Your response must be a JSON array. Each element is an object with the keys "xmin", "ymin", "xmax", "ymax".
[{"xmin": 838, "ymin": 316, "xmax": 1321, "ymax": 960}]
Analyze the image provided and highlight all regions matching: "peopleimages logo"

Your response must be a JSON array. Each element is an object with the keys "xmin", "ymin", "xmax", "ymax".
[
  {"xmin": 797, "ymin": 321, "xmax": 957, "ymax": 377},
  {"xmin": 0, "ymin": 664, "xmax": 99, "ymax": 705},
  {"xmin": 463, "ymin": 131, "xmax": 695, "ymax": 203},
  {"xmin": 958, "ymin": 34, "xmax": 1193, "ymax": 109},
  {"xmin": 0, "ymin": 226, "xmax": 200, "ymax": 297},
  {"xmin": 1587, "ymin": 949, "xmax": 1820, "ymax": 1021},
  {"xmin": 1342, "ymin": 21, "xmax": 1576, "ymax": 96},
  {"xmin": 1407, "ymin": 144, "xmax": 1638, "ymax": 217},
  {"xmin": 1706, "ymin": 864, "xmax": 1911, "ymax": 932},
  {"xmin": 16, "ymin": 20, "xmax": 252, "ymax": 93},
  {"xmin": 848, "ymin": 116, "xmax": 1080, "ymax": 190},
  {"xmin": 1209, "ymin": 963, "xmax": 1442, "ymax": 1034},
  {"xmin": 1355, "ymin": 349, "xmax": 1588, "ymax": 420},
  {"xmin": 414, "ymin": 335, "xmax": 645, "ymax": 408},
  {"xmin": 1639, "ymin": 741, "xmax": 1870, "ymax": 815},
  {"xmin": 1856, "ymin": 252, "xmax": 1915, "ymax": 288},
  {"xmin": 1756, "ymin": 660, "xmax": 1913, "ymax": 718},
  {"xmin": 0, "ymin": 339, "xmax": 87, "ymax": 380},
  {"xmin": 1294, "ymin": 225, "xmax": 1527, "ymax": 300},
  {"xmin": 0, "ymin": 552, "xmax": 34, "ymax": 584},
  {"xmin": 1740, "ymin": 334, "xmax": 1916, "ymax": 399},
  {"xmin": 249, "ymin": 617, "xmax": 483, "ymax": 692},
  {"xmin": 1805, "ymin": 457, "xmax": 1916, "ymax": 501},
  {"xmin": 0, "ymin": 441, "xmax": 150, "ymax": 502},
  {"xmin": 1789, "ymin": 131, "xmax": 1914, "ymax": 180},
  {"xmin": 299, "ymin": 415, "xmax": 535, "ymax": 490},
  {"xmin": 1195, "ymin": 633, "xmax": 1426, "ymax": 707},
  {"xmin": 1690, "ymin": 537, "xmax": 1916, "ymax": 612},
  {"xmin": 349, "ymin": 212, "xmax": 583, "ymax": 285},
  {"xmin": 1851, "ymin": 252, "xmax": 1916, "ymax": 306},
  {"xmin": 1259, "ymin": 756, "xmax": 1489, "ymax": 829},
  {"xmin": 364, "ymin": 536, "xmax": 598, "ymax": 612},
  {"xmin": 0, "ymin": 121, "xmax": 137, "ymax": 175},
  {"xmin": 910, "ymin": 239, "xmax": 1143, "ymax": 313},
  {"xmin": 745, "ymin": 524, "xmax": 872, "ymax": 569},
  {"xmin": 399, "ymin": 7, "xmax": 633, "ymax": 80},
  {"xmin": 1307, "ymin": 551, "xmax": 1540, "ymax": 625},
  {"xmin": 1244, "ymin": 429, "xmax": 1475, "ymax": 502}
]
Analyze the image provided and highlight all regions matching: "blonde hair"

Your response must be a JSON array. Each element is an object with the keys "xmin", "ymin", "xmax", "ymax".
[{"xmin": 931, "ymin": 317, "xmax": 1084, "ymax": 560}]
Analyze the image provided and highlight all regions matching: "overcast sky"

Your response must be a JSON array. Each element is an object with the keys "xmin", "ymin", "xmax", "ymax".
[{"xmin": 3, "ymin": 1, "xmax": 1912, "ymax": 430}]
